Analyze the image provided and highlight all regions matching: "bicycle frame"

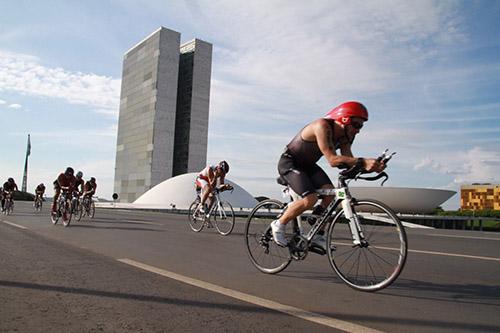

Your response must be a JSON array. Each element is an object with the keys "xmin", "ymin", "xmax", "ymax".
[
  {"xmin": 207, "ymin": 191, "xmax": 224, "ymax": 217},
  {"xmin": 286, "ymin": 178, "xmax": 365, "ymax": 247}
]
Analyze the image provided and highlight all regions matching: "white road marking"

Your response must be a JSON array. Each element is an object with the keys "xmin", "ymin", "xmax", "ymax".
[
  {"xmin": 1, "ymin": 220, "xmax": 28, "ymax": 229},
  {"xmin": 409, "ymin": 249, "xmax": 500, "ymax": 262},
  {"xmin": 336, "ymin": 242, "xmax": 500, "ymax": 262},
  {"xmin": 118, "ymin": 258, "xmax": 384, "ymax": 333},
  {"xmin": 426, "ymin": 234, "xmax": 500, "ymax": 241},
  {"xmin": 120, "ymin": 220, "xmax": 162, "ymax": 226}
]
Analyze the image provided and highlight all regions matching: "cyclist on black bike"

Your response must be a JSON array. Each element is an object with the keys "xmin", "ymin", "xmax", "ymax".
[
  {"xmin": 271, "ymin": 101, "xmax": 385, "ymax": 249},
  {"xmin": 82, "ymin": 177, "xmax": 97, "ymax": 199},
  {"xmin": 52, "ymin": 167, "xmax": 76, "ymax": 213},
  {"xmin": 34, "ymin": 183, "xmax": 46, "ymax": 204},
  {"xmin": 1, "ymin": 178, "xmax": 18, "ymax": 212},
  {"xmin": 195, "ymin": 161, "xmax": 232, "ymax": 214}
]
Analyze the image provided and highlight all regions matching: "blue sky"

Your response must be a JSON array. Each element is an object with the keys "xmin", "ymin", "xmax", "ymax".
[{"xmin": 1, "ymin": 1, "xmax": 499, "ymax": 209}]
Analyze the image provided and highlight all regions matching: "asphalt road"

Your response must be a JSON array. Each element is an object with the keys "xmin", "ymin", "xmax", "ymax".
[{"xmin": 1, "ymin": 201, "xmax": 499, "ymax": 332}]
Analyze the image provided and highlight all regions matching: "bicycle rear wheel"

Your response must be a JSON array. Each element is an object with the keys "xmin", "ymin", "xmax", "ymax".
[
  {"xmin": 327, "ymin": 199, "xmax": 407, "ymax": 292},
  {"xmin": 188, "ymin": 200, "xmax": 204, "ymax": 232},
  {"xmin": 75, "ymin": 203, "xmax": 83, "ymax": 221},
  {"xmin": 213, "ymin": 201, "xmax": 235, "ymax": 236},
  {"xmin": 245, "ymin": 199, "xmax": 292, "ymax": 274}
]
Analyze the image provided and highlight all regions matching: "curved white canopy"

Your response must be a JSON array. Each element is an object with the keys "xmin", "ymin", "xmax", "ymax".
[
  {"xmin": 133, "ymin": 173, "xmax": 258, "ymax": 209},
  {"xmin": 349, "ymin": 187, "xmax": 455, "ymax": 214}
]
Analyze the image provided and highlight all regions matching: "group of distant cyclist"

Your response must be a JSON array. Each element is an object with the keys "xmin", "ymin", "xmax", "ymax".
[{"xmin": 0, "ymin": 167, "xmax": 97, "ymax": 216}]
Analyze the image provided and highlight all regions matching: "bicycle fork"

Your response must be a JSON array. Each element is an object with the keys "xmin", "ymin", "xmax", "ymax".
[{"xmin": 341, "ymin": 198, "xmax": 367, "ymax": 247}]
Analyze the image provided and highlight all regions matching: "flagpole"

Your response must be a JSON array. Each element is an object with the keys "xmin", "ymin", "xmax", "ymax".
[{"xmin": 22, "ymin": 134, "xmax": 31, "ymax": 192}]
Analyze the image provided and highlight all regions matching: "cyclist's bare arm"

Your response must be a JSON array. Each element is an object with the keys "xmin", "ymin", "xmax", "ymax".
[
  {"xmin": 313, "ymin": 119, "xmax": 358, "ymax": 167},
  {"xmin": 208, "ymin": 168, "xmax": 217, "ymax": 188},
  {"xmin": 315, "ymin": 119, "xmax": 385, "ymax": 172}
]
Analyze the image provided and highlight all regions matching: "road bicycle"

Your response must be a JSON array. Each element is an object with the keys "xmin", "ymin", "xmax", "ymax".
[
  {"xmin": 188, "ymin": 185, "xmax": 235, "ymax": 236},
  {"xmin": 2, "ymin": 192, "xmax": 14, "ymax": 215},
  {"xmin": 245, "ymin": 150, "xmax": 407, "ymax": 292},
  {"xmin": 51, "ymin": 187, "xmax": 72, "ymax": 227},
  {"xmin": 34, "ymin": 194, "xmax": 43, "ymax": 212},
  {"xmin": 71, "ymin": 191, "xmax": 83, "ymax": 221},
  {"xmin": 79, "ymin": 195, "xmax": 96, "ymax": 220}
]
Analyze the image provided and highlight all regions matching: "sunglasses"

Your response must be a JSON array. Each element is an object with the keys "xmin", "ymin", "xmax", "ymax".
[{"xmin": 351, "ymin": 121, "xmax": 364, "ymax": 129}]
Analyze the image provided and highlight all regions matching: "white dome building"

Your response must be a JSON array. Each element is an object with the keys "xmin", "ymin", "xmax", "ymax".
[
  {"xmin": 102, "ymin": 173, "xmax": 455, "ymax": 215},
  {"xmin": 349, "ymin": 187, "xmax": 456, "ymax": 214},
  {"xmin": 133, "ymin": 173, "xmax": 258, "ymax": 210}
]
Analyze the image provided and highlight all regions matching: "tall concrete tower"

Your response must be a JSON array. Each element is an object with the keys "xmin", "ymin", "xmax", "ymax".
[
  {"xmin": 173, "ymin": 39, "xmax": 212, "ymax": 176},
  {"xmin": 114, "ymin": 27, "xmax": 212, "ymax": 202}
]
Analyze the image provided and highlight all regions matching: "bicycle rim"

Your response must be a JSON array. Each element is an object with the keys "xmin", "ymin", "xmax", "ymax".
[
  {"xmin": 6, "ymin": 202, "xmax": 14, "ymax": 215},
  {"xmin": 188, "ymin": 201, "xmax": 204, "ymax": 232},
  {"xmin": 62, "ymin": 202, "xmax": 72, "ymax": 227},
  {"xmin": 327, "ymin": 199, "xmax": 407, "ymax": 292},
  {"xmin": 245, "ymin": 199, "xmax": 291, "ymax": 274},
  {"xmin": 214, "ymin": 201, "xmax": 235, "ymax": 236},
  {"xmin": 90, "ymin": 201, "xmax": 95, "ymax": 218},
  {"xmin": 76, "ymin": 204, "xmax": 83, "ymax": 221},
  {"xmin": 51, "ymin": 207, "xmax": 59, "ymax": 224}
]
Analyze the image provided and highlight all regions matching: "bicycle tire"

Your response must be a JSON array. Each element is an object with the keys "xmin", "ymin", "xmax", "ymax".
[
  {"xmin": 5, "ymin": 200, "xmax": 13, "ymax": 215},
  {"xmin": 51, "ymin": 203, "xmax": 59, "ymax": 225},
  {"xmin": 245, "ymin": 199, "xmax": 292, "ymax": 274},
  {"xmin": 188, "ymin": 200, "xmax": 204, "ymax": 232},
  {"xmin": 89, "ymin": 201, "xmax": 95, "ymax": 219},
  {"xmin": 62, "ymin": 200, "xmax": 72, "ymax": 227},
  {"xmin": 75, "ymin": 202, "xmax": 83, "ymax": 221},
  {"xmin": 213, "ymin": 201, "xmax": 235, "ymax": 236},
  {"xmin": 327, "ymin": 199, "xmax": 407, "ymax": 292}
]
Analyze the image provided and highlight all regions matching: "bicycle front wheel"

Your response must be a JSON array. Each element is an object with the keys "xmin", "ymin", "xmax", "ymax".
[
  {"xmin": 89, "ymin": 201, "xmax": 95, "ymax": 219},
  {"xmin": 188, "ymin": 200, "xmax": 204, "ymax": 232},
  {"xmin": 213, "ymin": 201, "xmax": 235, "ymax": 236},
  {"xmin": 75, "ymin": 203, "xmax": 83, "ymax": 221},
  {"xmin": 245, "ymin": 199, "xmax": 292, "ymax": 274},
  {"xmin": 327, "ymin": 199, "xmax": 407, "ymax": 292},
  {"xmin": 5, "ymin": 201, "xmax": 13, "ymax": 215},
  {"xmin": 62, "ymin": 201, "xmax": 72, "ymax": 227}
]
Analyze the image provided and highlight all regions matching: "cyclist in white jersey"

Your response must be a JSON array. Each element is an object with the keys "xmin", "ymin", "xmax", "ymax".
[{"xmin": 195, "ymin": 161, "xmax": 232, "ymax": 213}]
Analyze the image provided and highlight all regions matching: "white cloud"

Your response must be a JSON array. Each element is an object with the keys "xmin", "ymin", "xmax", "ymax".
[
  {"xmin": 0, "ymin": 99, "xmax": 6, "ymax": 104},
  {"xmin": 8, "ymin": 103, "xmax": 22, "ymax": 109},
  {"xmin": 415, "ymin": 147, "xmax": 500, "ymax": 184},
  {"xmin": 0, "ymin": 50, "xmax": 120, "ymax": 111},
  {"xmin": 204, "ymin": 1, "xmax": 469, "ymax": 121}
]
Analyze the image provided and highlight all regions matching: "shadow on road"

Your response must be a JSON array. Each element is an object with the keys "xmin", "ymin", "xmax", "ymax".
[{"xmin": 1, "ymin": 279, "xmax": 498, "ymax": 332}]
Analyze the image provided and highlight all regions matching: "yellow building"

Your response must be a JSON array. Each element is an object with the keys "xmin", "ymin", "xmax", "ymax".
[{"xmin": 461, "ymin": 184, "xmax": 500, "ymax": 210}]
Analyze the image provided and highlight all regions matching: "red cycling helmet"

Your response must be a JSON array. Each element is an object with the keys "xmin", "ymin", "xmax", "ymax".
[{"xmin": 324, "ymin": 101, "xmax": 368, "ymax": 125}]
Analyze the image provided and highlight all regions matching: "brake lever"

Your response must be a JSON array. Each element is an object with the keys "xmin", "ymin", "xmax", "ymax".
[
  {"xmin": 382, "ymin": 152, "xmax": 396, "ymax": 164},
  {"xmin": 376, "ymin": 149, "xmax": 389, "ymax": 162}
]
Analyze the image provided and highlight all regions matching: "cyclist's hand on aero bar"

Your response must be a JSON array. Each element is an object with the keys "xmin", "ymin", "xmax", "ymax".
[{"xmin": 364, "ymin": 158, "xmax": 385, "ymax": 173}]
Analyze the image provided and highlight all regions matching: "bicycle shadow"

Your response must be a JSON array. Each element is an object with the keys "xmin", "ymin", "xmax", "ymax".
[
  {"xmin": 381, "ymin": 278, "xmax": 500, "ymax": 306},
  {"xmin": 280, "ymin": 270, "xmax": 500, "ymax": 307}
]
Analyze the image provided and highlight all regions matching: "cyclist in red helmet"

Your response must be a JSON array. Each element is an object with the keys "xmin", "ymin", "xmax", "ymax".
[{"xmin": 271, "ymin": 101, "xmax": 385, "ymax": 249}]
